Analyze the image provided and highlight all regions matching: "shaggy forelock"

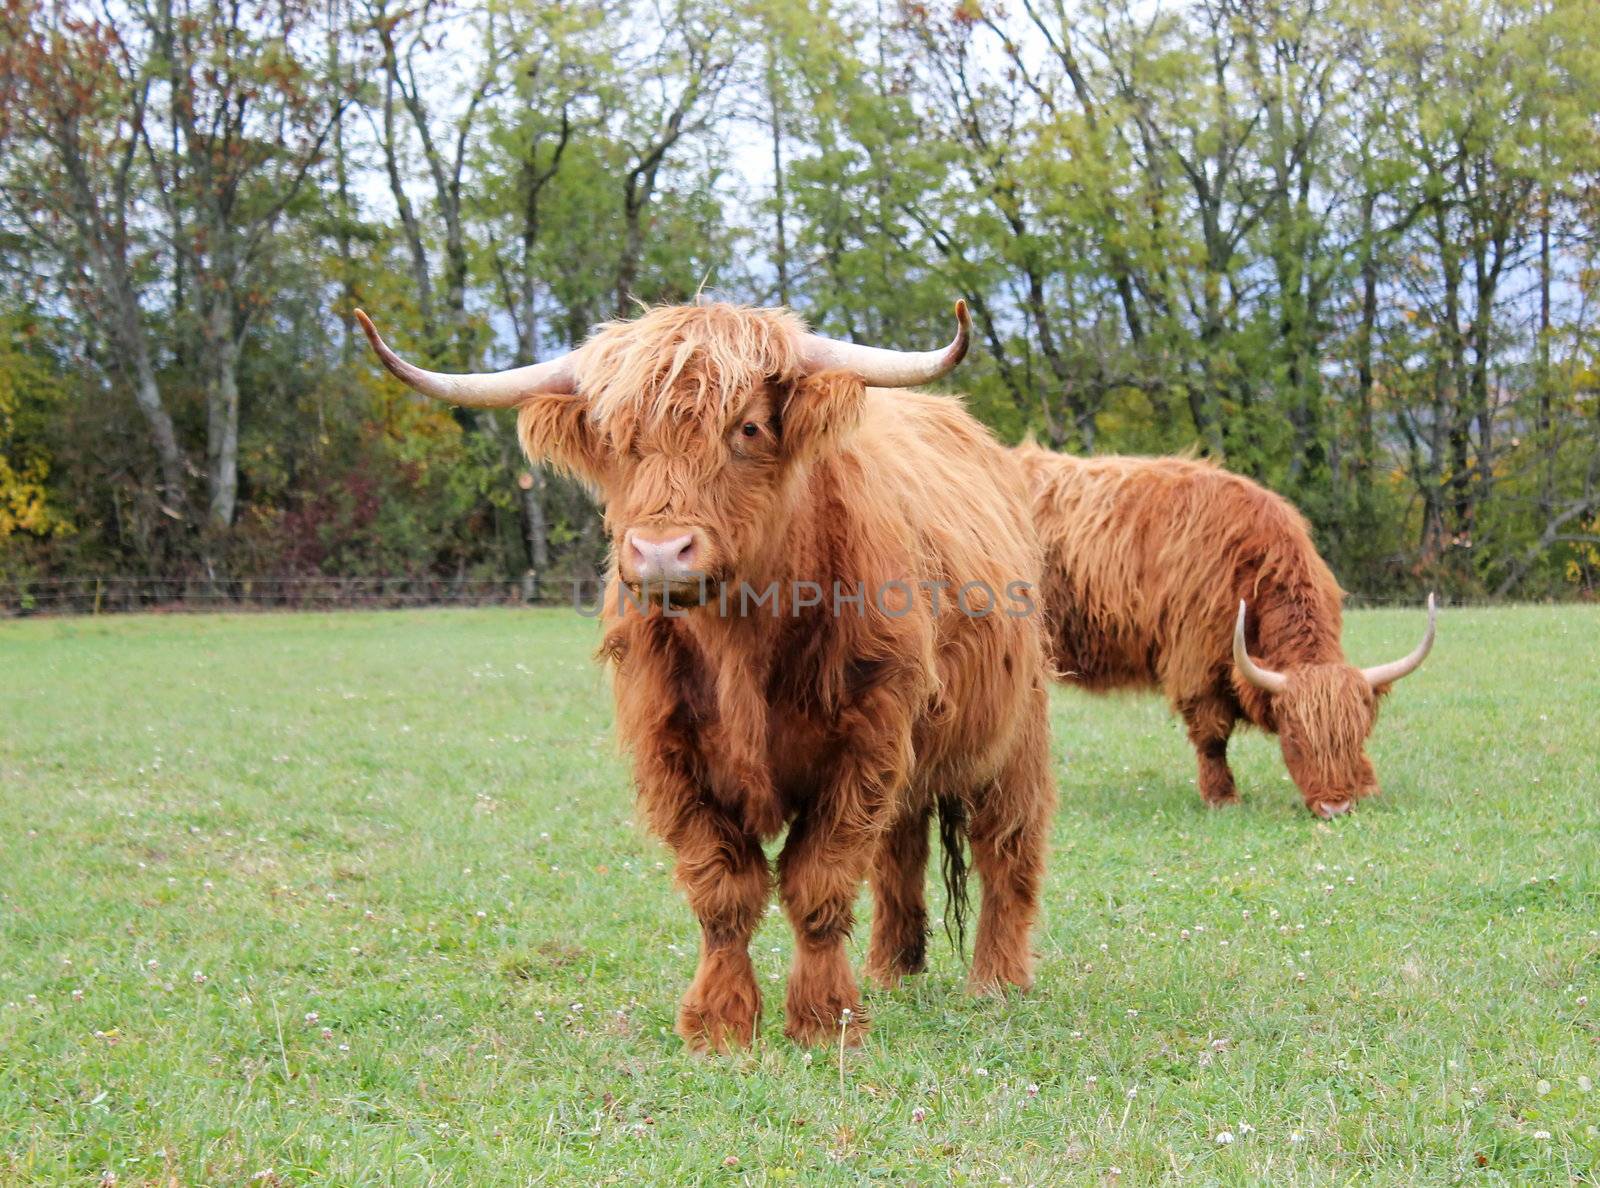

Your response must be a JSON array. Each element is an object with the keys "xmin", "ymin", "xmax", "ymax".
[
  {"xmin": 575, "ymin": 303, "xmax": 808, "ymax": 440},
  {"xmin": 1280, "ymin": 665, "xmax": 1375, "ymax": 775}
]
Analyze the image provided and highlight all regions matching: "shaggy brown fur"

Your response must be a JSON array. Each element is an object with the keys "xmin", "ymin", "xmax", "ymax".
[
  {"xmin": 1017, "ymin": 444, "xmax": 1413, "ymax": 818},
  {"xmin": 520, "ymin": 304, "xmax": 1054, "ymax": 1050}
]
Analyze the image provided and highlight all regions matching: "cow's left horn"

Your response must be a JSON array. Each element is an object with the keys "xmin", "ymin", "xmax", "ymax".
[
  {"xmin": 800, "ymin": 299, "xmax": 971, "ymax": 388},
  {"xmin": 354, "ymin": 309, "xmax": 577, "ymax": 406},
  {"xmin": 1234, "ymin": 601, "xmax": 1289, "ymax": 694},
  {"xmin": 1360, "ymin": 593, "xmax": 1437, "ymax": 688}
]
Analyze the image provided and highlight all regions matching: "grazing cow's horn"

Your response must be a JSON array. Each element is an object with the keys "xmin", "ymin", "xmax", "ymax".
[
  {"xmin": 353, "ymin": 309, "xmax": 577, "ymax": 407},
  {"xmin": 1234, "ymin": 601, "xmax": 1289, "ymax": 694},
  {"xmin": 1360, "ymin": 593, "xmax": 1437, "ymax": 689},
  {"xmin": 800, "ymin": 299, "xmax": 971, "ymax": 388}
]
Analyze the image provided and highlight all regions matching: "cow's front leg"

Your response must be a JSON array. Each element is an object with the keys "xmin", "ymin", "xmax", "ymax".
[
  {"xmin": 653, "ymin": 788, "xmax": 770, "ymax": 1052},
  {"xmin": 777, "ymin": 691, "xmax": 911, "ymax": 1047}
]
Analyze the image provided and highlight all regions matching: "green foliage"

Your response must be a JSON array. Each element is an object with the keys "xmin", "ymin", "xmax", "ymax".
[{"xmin": 1, "ymin": 0, "xmax": 1597, "ymax": 595}]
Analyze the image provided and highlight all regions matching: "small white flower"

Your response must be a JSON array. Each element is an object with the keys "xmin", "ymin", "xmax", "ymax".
[
  {"xmin": 1289, "ymin": 1131, "xmax": 1303, "ymax": 1143},
  {"xmin": 1237, "ymin": 1120, "xmax": 1254, "ymax": 1135},
  {"xmin": 975, "ymin": 1067, "xmax": 988, "ymax": 1077},
  {"xmin": 304, "ymin": 1011, "xmax": 319, "ymax": 1025},
  {"xmin": 191, "ymin": 971, "xmax": 207, "ymax": 985},
  {"xmin": 1578, "ymin": 996, "xmax": 1589, "ymax": 1007},
  {"xmin": 1536, "ymin": 1079, "xmax": 1552, "ymax": 1097},
  {"xmin": 71, "ymin": 989, "xmax": 84, "ymax": 1002},
  {"xmin": 1215, "ymin": 1131, "xmax": 1234, "ymax": 1145},
  {"xmin": 1532, "ymin": 1129, "xmax": 1551, "ymax": 1140},
  {"xmin": 1025, "ymin": 1083, "xmax": 1039, "ymax": 1097},
  {"xmin": 1578, "ymin": 1075, "xmax": 1592, "ymax": 1093},
  {"xmin": 911, "ymin": 1105, "xmax": 928, "ymax": 1123}
]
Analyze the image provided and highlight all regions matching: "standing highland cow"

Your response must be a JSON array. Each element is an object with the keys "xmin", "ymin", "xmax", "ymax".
[
  {"xmin": 1016, "ymin": 445, "xmax": 1435, "ymax": 818},
  {"xmin": 356, "ymin": 301, "xmax": 1054, "ymax": 1051}
]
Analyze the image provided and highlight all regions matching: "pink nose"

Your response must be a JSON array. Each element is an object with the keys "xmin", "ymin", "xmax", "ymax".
[{"xmin": 625, "ymin": 529, "xmax": 699, "ymax": 583}]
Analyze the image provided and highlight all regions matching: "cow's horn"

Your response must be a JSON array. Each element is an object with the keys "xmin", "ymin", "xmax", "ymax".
[
  {"xmin": 354, "ymin": 309, "xmax": 577, "ymax": 406},
  {"xmin": 800, "ymin": 299, "xmax": 970, "ymax": 388},
  {"xmin": 1234, "ymin": 601, "xmax": 1289, "ymax": 694},
  {"xmin": 1360, "ymin": 593, "xmax": 1437, "ymax": 688}
]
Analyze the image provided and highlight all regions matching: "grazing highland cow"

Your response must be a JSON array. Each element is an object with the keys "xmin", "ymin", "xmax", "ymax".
[
  {"xmin": 1016, "ymin": 445, "xmax": 1435, "ymax": 819},
  {"xmin": 356, "ymin": 302, "xmax": 1054, "ymax": 1050}
]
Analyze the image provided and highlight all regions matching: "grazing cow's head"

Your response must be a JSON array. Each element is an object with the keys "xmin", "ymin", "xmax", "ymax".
[
  {"xmin": 353, "ymin": 302, "xmax": 968, "ymax": 602},
  {"xmin": 1234, "ymin": 597, "xmax": 1436, "ymax": 817}
]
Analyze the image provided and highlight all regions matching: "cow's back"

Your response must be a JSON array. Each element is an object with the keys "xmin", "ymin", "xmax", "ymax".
[{"xmin": 1017, "ymin": 446, "xmax": 1344, "ymax": 704}]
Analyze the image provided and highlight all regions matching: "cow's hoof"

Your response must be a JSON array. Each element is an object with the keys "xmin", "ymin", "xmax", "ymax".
[
  {"xmin": 783, "ymin": 1005, "xmax": 866, "ymax": 1048},
  {"xmin": 1310, "ymin": 798, "xmax": 1352, "ymax": 819},
  {"xmin": 1202, "ymin": 791, "xmax": 1240, "ymax": 809},
  {"xmin": 677, "ymin": 1010, "xmax": 757, "ymax": 1053},
  {"xmin": 864, "ymin": 963, "xmax": 920, "ymax": 991},
  {"xmin": 966, "ymin": 969, "xmax": 1032, "ymax": 997},
  {"xmin": 677, "ymin": 983, "xmax": 760, "ymax": 1053}
]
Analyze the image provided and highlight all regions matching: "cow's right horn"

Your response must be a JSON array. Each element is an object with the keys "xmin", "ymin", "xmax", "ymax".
[
  {"xmin": 354, "ymin": 309, "xmax": 577, "ymax": 407},
  {"xmin": 1360, "ymin": 593, "xmax": 1437, "ymax": 688},
  {"xmin": 1233, "ymin": 601, "xmax": 1289, "ymax": 694},
  {"xmin": 799, "ymin": 299, "xmax": 971, "ymax": 388}
]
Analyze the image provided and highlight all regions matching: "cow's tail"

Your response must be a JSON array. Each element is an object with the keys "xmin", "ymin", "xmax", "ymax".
[{"xmin": 935, "ymin": 794, "xmax": 971, "ymax": 958}]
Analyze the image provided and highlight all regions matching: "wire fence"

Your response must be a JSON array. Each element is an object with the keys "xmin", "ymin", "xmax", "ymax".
[
  {"xmin": 0, "ymin": 574, "xmax": 1578, "ymax": 618},
  {"xmin": 0, "ymin": 574, "xmax": 607, "ymax": 618}
]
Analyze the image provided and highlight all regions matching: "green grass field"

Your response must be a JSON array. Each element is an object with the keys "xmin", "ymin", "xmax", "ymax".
[{"xmin": 2, "ymin": 605, "xmax": 1597, "ymax": 1184}]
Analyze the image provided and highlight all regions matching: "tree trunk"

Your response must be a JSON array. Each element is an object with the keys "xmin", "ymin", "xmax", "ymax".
[{"xmin": 202, "ymin": 289, "xmax": 242, "ymax": 527}]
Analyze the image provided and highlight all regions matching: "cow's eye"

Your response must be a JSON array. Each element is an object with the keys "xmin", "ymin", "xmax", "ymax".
[{"xmin": 741, "ymin": 422, "xmax": 760, "ymax": 438}]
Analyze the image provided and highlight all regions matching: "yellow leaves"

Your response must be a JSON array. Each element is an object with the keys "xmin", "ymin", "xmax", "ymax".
[
  {"xmin": 0, "ymin": 453, "xmax": 64, "ymax": 539},
  {"xmin": 0, "ymin": 331, "xmax": 70, "ymax": 540}
]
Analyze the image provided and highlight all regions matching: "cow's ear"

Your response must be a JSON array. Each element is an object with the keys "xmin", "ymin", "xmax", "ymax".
[
  {"xmin": 517, "ymin": 394, "xmax": 605, "ymax": 485},
  {"xmin": 781, "ymin": 369, "xmax": 866, "ymax": 462}
]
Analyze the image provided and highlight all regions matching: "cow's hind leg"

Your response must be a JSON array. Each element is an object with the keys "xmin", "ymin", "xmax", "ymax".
[
  {"xmin": 865, "ymin": 800, "xmax": 931, "ymax": 989},
  {"xmin": 967, "ymin": 690, "xmax": 1053, "ymax": 994}
]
